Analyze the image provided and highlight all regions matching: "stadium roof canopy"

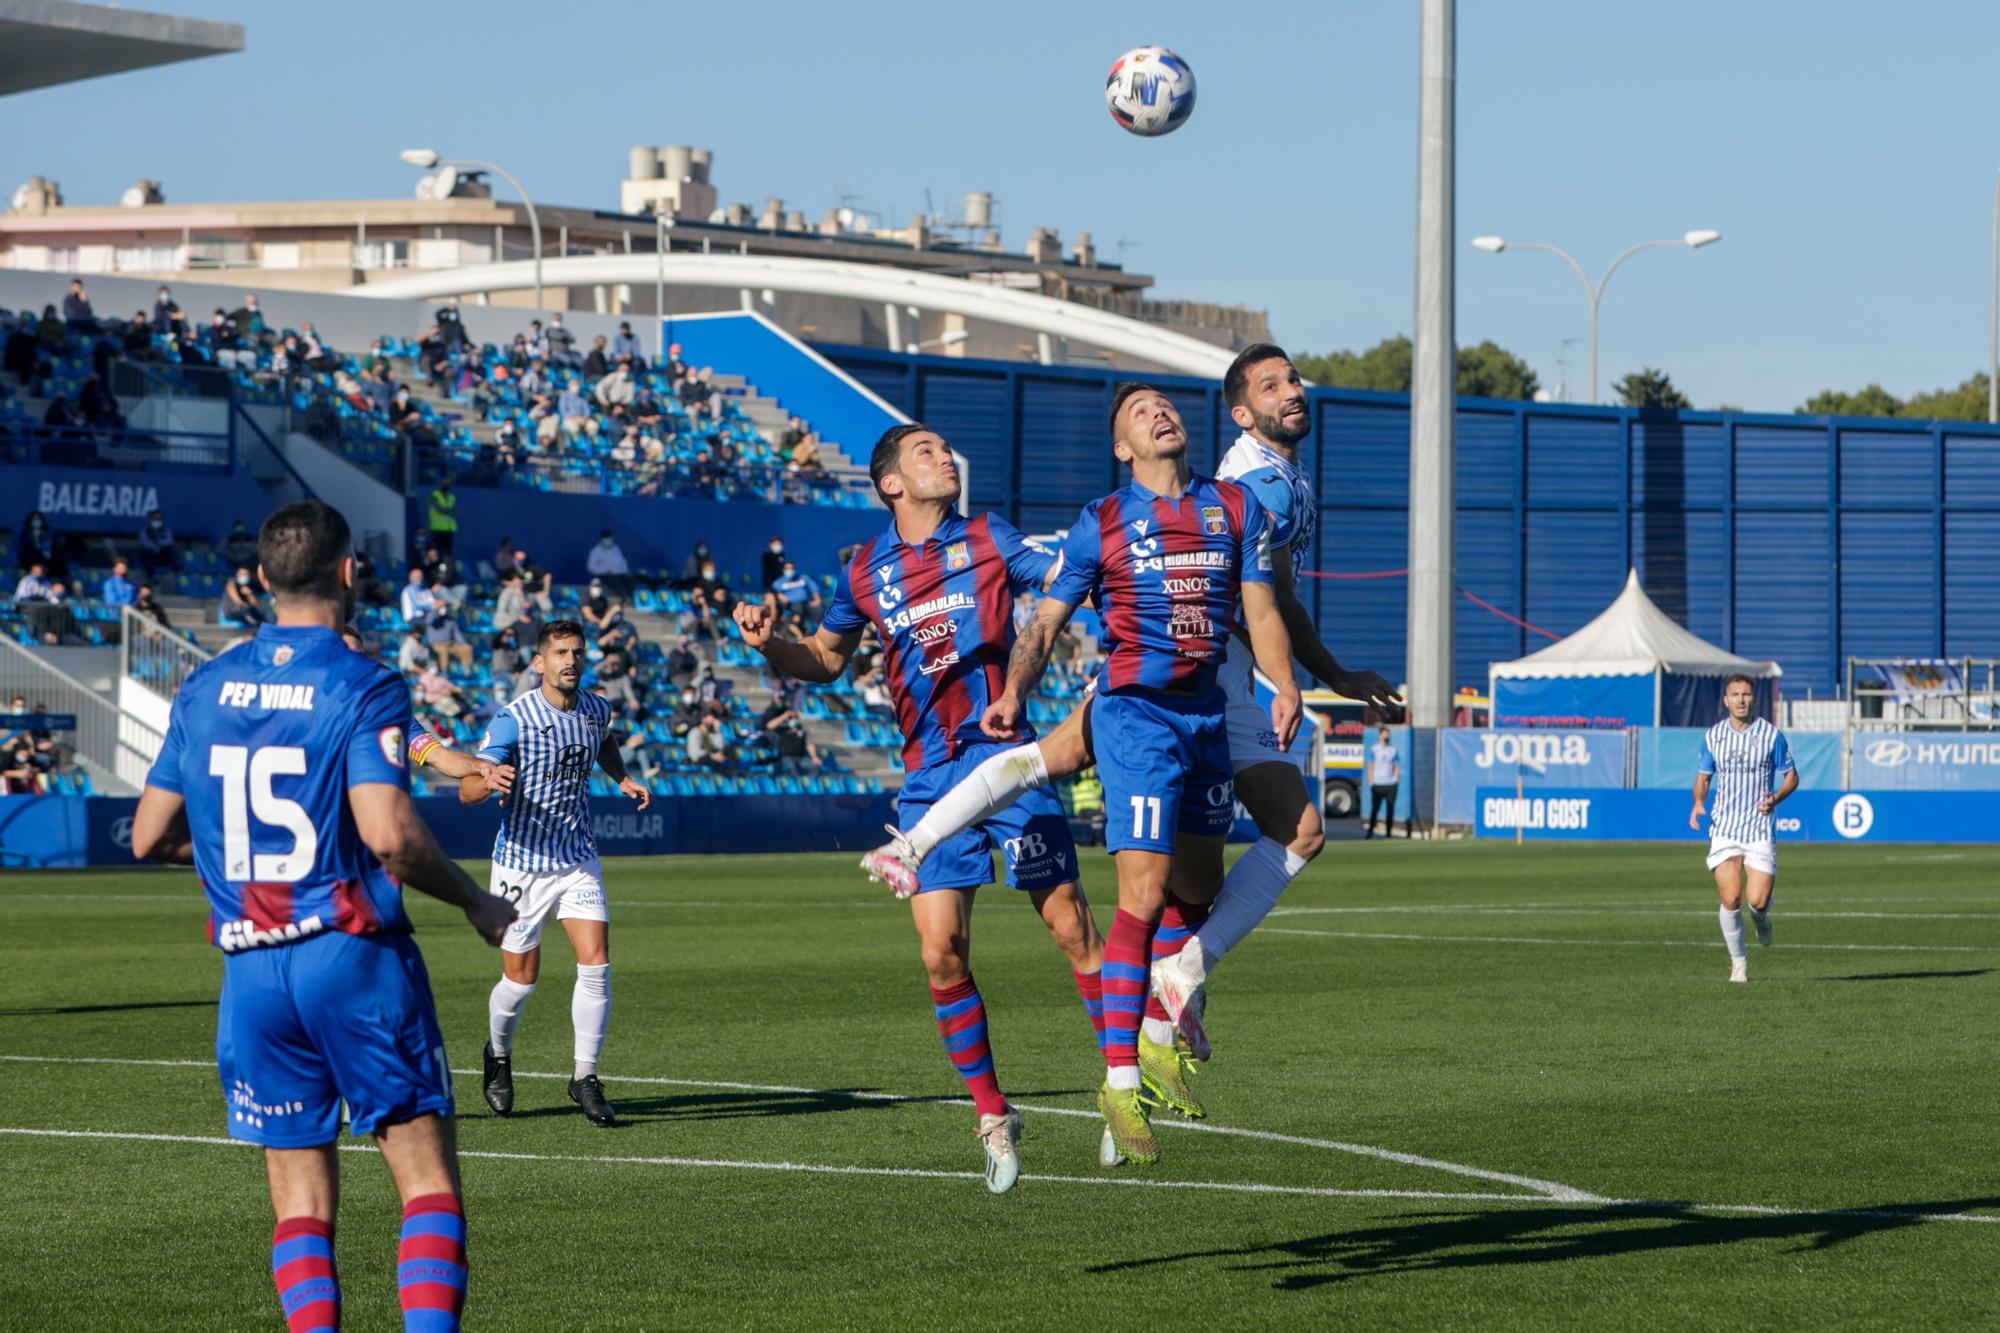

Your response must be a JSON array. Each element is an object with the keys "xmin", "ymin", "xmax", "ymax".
[
  {"xmin": 1493, "ymin": 570, "xmax": 1781, "ymax": 680},
  {"xmin": 0, "ymin": 0, "xmax": 242, "ymax": 97}
]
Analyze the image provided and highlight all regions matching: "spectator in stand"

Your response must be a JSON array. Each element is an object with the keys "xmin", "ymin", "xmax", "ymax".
[
  {"xmin": 133, "ymin": 583, "xmax": 172, "ymax": 628},
  {"xmin": 16, "ymin": 510, "xmax": 62, "ymax": 580},
  {"xmin": 547, "ymin": 312, "xmax": 579, "ymax": 369},
  {"xmin": 761, "ymin": 536, "xmax": 789, "ymax": 589},
  {"xmin": 76, "ymin": 374, "xmax": 124, "ymax": 430},
  {"xmin": 490, "ymin": 619, "xmax": 529, "ymax": 680},
  {"xmin": 686, "ymin": 712, "xmax": 735, "ymax": 775},
  {"xmin": 596, "ymin": 619, "xmax": 639, "ymax": 676},
  {"xmin": 455, "ymin": 346, "xmax": 486, "ymax": 397},
  {"xmin": 506, "ymin": 602, "xmax": 546, "ymax": 661},
  {"xmin": 230, "ymin": 293, "xmax": 265, "ymax": 342},
  {"xmin": 676, "ymin": 540, "xmax": 712, "ymax": 588},
  {"xmin": 595, "ymin": 357, "xmax": 636, "ymax": 417},
  {"xmin": 423, "ymin": 600, "xmax": 474, "ymax": 670},
  {"xmin": 136, "ymin": 509, "xmax": 176, "ymax": 584},
  {"xmin": 220, "ymin": 519, "xmax": 259, "ymax": 570},
  {"xmin": 101, "ymin": 560, "xmax": 136, "ymax": 608},
  {"xmin": 352, "ymin": 553, "xmax": 394, "ymax": 610},
  {"xmin": 609, "ymin": 423, "xmax": 640, "ymax": 467},
  {"xmin": 515, "ymin": 550, "xmax": 553, "ymax": 615},
  {"xmin": 635, "ymin": 432, "xmax": 669, "ymax": 496},
  {"xmin": 761, "ymin": 699, "xmax": 821, "ymax": 776},
  {"xmin": 597, "ymin": 655, "xmax": 643, "ymax": 725},
  {"xmin": 665, "ymin": 634, "xmax": 700, "ymax": 687},
  {"xmin": 586, "ymin": 529, "xmax": 633, "ymax": 597},
  {"xmin": 4, "ymin": 311, "xmax": 39, "ymax": 378},
  {"xmin": 206, "ymin": 309, "xmax": 240, "ymax": 363},
  {"xmin": 525, "ymin": 320, "xmax": 550, "ymax": 363},
  {"xmin": 780, "ymin": 415, "xmax": 806, "ymax": 457},
  {"xmin": 663, "ymin": 342, "xmax": 688, "ymax": 383},
  {"xmin": 677, "ymin": 367, "xmax": 709, "ymax": 413},
  {"xmin": 581, "ymin": 580, "xmax": 624, "ymax": 635},
  {"xmin": 612, "ymin": 321, "xmax": 645, "ymax": 369},
  {"xmin": 557, "ymin": 379, "xmax": 591, "ymax": 435},
  {"xmin": 362, "ymin": 364, "xmax": 396, "ymax": 415},
  {"xmin": 767, "ymin": 560, "xmax": 820, "ymax": 632},
  {"xmin": 790, "ymin": 432, "xmax": 825, "ymax": 473},
  {"xmin": 399, "ymin": 567, "xmax": 434, "ymax": 624},
  {"xmin": 397, "ymin": 629, "xmax": 433, "ymax": 675},
  {"xmin": 220, "ymin": 566, "xmax": 269, "ymax": 628},
  {"xmin": 689, "ymin": 556, "xmax": 734, "ymax": 621},
  {"xmin": 583, "ymin": 335, "xmax": 611, "ymax": 380},
  {"xmin": 298, "ymin": 323, "xmax": 333, "ymax": 372},
  {"xmin": 435, "ymin": 304, "xmax": 470, "ymax": 350},
  {"xmin": 62, "ymin": 279, "xmax": 96, "ymax": 332},
  {"xmin": 493, "ymin": 537, "xmax": 517, "ymax": 580},
  {"xmin": 415, "ymin": 662, "xmax": 468, "ymax": 718},
  {"xmin": 494, "ymin": 569, "xmax": 526, "ymax": 631},
  {"xmin": 426, "ymin": 479, "xmax": 458, "ymax": 556},
  {"xmin": 3, "ymin": 736, "xmax": 43, "ymax": 794},
  {"xmin": 470, "ymin": 683, "xmax": 509, "ymax": 729},
  {"xmin": 690, "ymin": 449, "xmax": 721, "ymax": 497},
  {"xmin": 151, "ymin": 286, "xmax": 177, "ymax": 334},
  {"xmin": 425, "ymin": 545, "xmax": 467, "ymax": 607}
]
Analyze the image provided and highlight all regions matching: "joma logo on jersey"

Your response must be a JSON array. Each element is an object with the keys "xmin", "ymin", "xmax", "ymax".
[
  {"xmin": 218, "ymin": 914, "xmax": 325, "ymax": 953},
  {"xmin": 217, "ymin": 681, "xmax": 317, "ymax": 710}
]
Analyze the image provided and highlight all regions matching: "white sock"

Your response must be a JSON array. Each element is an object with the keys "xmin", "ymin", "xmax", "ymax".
[
  {"xmin": 1106, "ymin": 1065, "xmax": 1142, "ymax": 1091},
  {"xmin": 1140, "ymin": 1017, "xmax": 1175, "ymax": 1046},
  {"xmin": 488, "ymin": 976, "xmax": 536, "ymax": 1054},
  {"xmin": 904, "ymin": 742, "xmax": 1049, "ymax": 860},
  {"xmin": 1188, "ymin": 838, "xmax": 1309, "ymax": 978},
  {"xmin": 1718, "ymin": 904, "xmax": 1746, "ymax": 961},
  {"xmin": 572, "ymin": 963, "xmax": 611, "ymax": 1078}
]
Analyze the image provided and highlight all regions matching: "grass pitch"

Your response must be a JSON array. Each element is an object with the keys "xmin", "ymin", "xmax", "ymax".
[{"xmin": 2, "ymin": 841, "xmax": 1997, "ymax": 1330}]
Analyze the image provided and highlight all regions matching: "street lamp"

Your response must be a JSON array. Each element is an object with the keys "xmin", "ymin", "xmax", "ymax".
[
  {"xmin": 400, "ymin": 148, "xmax": 543, "ymax": 310},
  {"xmin": 1470, "ymin": 228, "xmax": 1721, "ymax": 404},
  {"xmin": 906, "ymin": 330, "xmax": 970, "ymax": 355}
]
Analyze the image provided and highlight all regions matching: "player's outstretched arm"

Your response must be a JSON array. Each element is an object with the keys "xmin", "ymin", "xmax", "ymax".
[
  {"xmin": 1241, "ymin": 582, "xmax": 1303, "ymax": 750},
  {"xmin": 422, "ymin": 740, "xmax": 515, "ymax": 794},
  {"xmin": 131, "ymin": 786, "xmax": 195, "ymax": 865},
  {"xmin": 350, "ymin": 782, "xmax": 514, "ymax": 945},
  {"xmin": 734, "ymin": 601, "xmax": 860, "ymax": 683},
  {"xmin": 983, "ymin": 596, "xmax": 1074, "ymax": 739},
  {"xmin": 596, "ymin": 732, "xmax": 652, "ymax": 809},
  {"xmin": 1267, "ymin": 546, "xmax": 1401, "ymax": 706}
]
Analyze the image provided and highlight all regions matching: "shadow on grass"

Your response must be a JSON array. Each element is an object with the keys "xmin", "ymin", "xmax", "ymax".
[
  {"xmin": 1086, "ymin": 1199, "xmax": 2000, "ymax": 1291},
  {"xmin": 488, "ymin": 1085, "xmax": 1090, "ymax": 1124},
  {"xmin": 1818, "ymin": 969, "xmax": 1994, "ymax": 983},
  {"xmin": 0, "ymin": 998, "xmax": 217, "ymax": 1016}
]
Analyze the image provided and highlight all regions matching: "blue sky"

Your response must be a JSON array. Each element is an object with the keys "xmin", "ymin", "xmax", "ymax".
[{"xmin": 11, "ymin": 0, "xmax": 2000, "ymax": 411}]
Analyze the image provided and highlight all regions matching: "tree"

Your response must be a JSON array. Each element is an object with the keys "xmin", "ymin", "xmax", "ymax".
[
  {"xmin": 1456, "ymin": 340, "xmax": 1539, "ymax": 400},
  {"xmin": 1293, "ymin": 335, "xmax": 1539, "ymax": 400},
  {"xmin": 1612, "ymin": 367, "xmax": 1691, "ymax": 410},
  {"xmin": 1798, "ymin": 384, "xmax": 1901, "ymax": 417}
]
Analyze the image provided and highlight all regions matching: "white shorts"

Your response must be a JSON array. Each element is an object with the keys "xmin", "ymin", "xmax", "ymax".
[
  {"xmin": 1706, "ymin": 838, "xmax": 1776, "ymax": 876},
  {"xmin": 1218, "ymin": 640, "xmax": 1305, "ymax": 776},
  {"xmin": 488, "ymin": 857, "xmax": 608, "ymax": 953}
]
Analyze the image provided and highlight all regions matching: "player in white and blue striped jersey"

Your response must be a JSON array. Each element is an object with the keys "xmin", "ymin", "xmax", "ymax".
[
  {"xmin": 1690, "ymin": 673, "xmax": 1798, "ymax": 982},
  {"xmin": 460, "ymin": 619, "xmax": 652, "ymax": 1124}
]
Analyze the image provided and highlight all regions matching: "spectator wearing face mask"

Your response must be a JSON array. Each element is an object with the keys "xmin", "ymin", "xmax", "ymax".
[
  {"xmin": 677, "ymin": 540, "xmax": 712, "ymax": 590},
  {"xmin": 137, "ymin": 510, "xmax": 177, "ymax": 584},
  {"xmin": 761, "ymin": 536, "xmax": 789, "ymax": 590},
  {"xmin": 220, "ymin": 566, "xmax": 269, "ymax": 628},
  {"xmin": 220, "ymin": 519, "xmax": 259, "ymax": 569}
]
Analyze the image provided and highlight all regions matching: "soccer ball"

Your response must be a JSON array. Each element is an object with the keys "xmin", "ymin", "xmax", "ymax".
[{"xmin": 1104, "ymin": 45, "xmax": 1196, "ymax": 137}]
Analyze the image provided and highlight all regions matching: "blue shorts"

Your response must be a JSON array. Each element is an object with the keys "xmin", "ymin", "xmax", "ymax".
[
  {"xmin": 215, "ymin": 929, "xmax": 454, "ymax": 1148},
  {"xmin": 1090, "ymin": 689, "xmax": 1234, "ymax": 854},
  {"xmin": 899, "ymin": 742, "xmax": 1079, "ymax": 894}
]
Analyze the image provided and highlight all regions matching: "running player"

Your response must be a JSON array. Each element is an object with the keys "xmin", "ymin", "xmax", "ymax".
[
  {"xmin": 339, "ymin": 622, "xmax": 518, "ymax": 796},
  {"xmin": 733, "ymin": 422, "xmax": 1106, "ymax": 1193},
  {"xmin": 131, "ymin": 500, "xmax": 514, "ymax": 1333},
  {"xmin": 1690, "ymin": 672, "xmax": 1797, "ymax": 982},
  {"xmin": 459, "ymin": 619, "xmax": 653, "ymax": 1126},
  {"xmin": 864, "ymin": 345, "xmax": 1397, "ymax": 1053},
  {"xmin": 981, "ymin": 383, "xmax": 1300, "ymax": 1164}
]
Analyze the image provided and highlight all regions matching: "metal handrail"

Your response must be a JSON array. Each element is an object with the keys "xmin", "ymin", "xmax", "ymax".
[{"xmin": 0, "ymin": 633, "xmax": 135, "ymax": 792}]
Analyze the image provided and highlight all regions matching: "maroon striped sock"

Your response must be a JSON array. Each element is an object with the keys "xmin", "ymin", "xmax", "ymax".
[
  {"xmin": 931, "ymin": 976, "xmax": 1007, "ymax": 1117},
  {"xmin": 1102, "ymin": 910, "xmax": 1156, "ymax": 1070}
]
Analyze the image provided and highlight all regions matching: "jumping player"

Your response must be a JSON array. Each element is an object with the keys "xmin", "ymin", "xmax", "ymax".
[
  {"xmin": 864, "ymin": 345, "xmax": 1396, "ymax": 1053},
  {"xmin": 132, "ymin": 500, "xmax": 515, "ymax": 1333},
  {"xmin": 460, "ymin": 619, "xmax": 653, "ymax": 1126},
  {"xmin": 981, "ymin": 383, "xmax": 1300, "ymax": 1164},
  {"xmin": 1691, "ymin": 672, "xmax": 1797, "ymax": 981},
  {"xmin": 733, "ymin": 423, "xmax": 1106, "ymax": 1193}
]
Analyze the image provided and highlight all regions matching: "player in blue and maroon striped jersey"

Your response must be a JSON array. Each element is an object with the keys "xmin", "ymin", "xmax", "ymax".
[
  {"xmin": 979, "ymin": 383, "xmax": 1302, "ymax": 1165},
  {"xmin": 734, "ymin": 423, "xmax": 1107, "ymax": 1193}
]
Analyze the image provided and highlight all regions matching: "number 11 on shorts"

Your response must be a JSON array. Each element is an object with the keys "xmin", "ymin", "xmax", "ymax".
[{"xmin": 1130, "ymin": 795, "xmax": 1162, "ymax": 841}]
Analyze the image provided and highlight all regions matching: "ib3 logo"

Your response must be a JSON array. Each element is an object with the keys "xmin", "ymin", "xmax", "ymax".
[{"xmin": 1831, "ymin": 792, "xmax": 1875, "ymax": 840}]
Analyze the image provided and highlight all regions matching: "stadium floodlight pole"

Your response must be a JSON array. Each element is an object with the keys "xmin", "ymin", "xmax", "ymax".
[
  {"xmin": 1408, "ymin": 0, "xmax": 1456, "ymax": 736},
  {"xmin": 655, "ymin": 211, "xmax": 675, "ymax": 364},
  {"xmin": 1470, "ymin": 229, "xmax": 1721, "ymax": 404},
  {"xmin": 400, "ymin": 148, "xmax": 543, "ymax": 310}
]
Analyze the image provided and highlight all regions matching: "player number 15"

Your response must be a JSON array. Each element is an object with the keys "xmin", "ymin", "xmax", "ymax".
[{"xmin": 209, "ymin": 743, "xmax": 318, "ymax": 882}]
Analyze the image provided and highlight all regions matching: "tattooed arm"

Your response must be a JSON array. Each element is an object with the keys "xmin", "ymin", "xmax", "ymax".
[{"xmin": 981, "ymin": 596, "xmax": 1076, "ymax": 740}]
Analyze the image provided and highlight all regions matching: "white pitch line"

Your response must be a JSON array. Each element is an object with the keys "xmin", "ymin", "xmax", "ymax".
[
  {"xmin": 4, "ymin": 1127, "xmax": 1994, "ymax": 1228},
  {"xmin": 1260, "ymin": 928, "xmax": 1999, "ymax": 955},
  {"xmin": 0, "ymin": 1054, "xmax": 1590, "ymax": 1201},
  {"xmin": 1271, "ymin": 906, "xmax": 2000, "ymax": 923}
]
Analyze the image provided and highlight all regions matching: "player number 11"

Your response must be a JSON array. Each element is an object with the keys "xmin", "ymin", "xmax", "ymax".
[
  {"xmin": 209, "ymin": 743, "xmax": 318, "ymax": 882},
  {"xmin": 1129, "ymin": 795, "xmax": 1162, "ymax": 841}
]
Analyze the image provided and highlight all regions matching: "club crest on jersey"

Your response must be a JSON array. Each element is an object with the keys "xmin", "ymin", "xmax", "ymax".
[
  {"xmin": 1201, "ymin": 505, "xmax": 1227, "ymax": 536},
  {"xmin": 945, "ymin": 541, "xmax": 970, "ymax": 571},
  {"xmin": 379, "ymin": 725, "xmax": 406, "ymax": 769},
  {"xmin": 273, "ymin": 646, "xmax": 294, "ymax": 666}
]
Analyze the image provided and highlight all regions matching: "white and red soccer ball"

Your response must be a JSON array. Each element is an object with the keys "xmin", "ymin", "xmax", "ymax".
[{"xmin": 1104, "ymin": 45, "xmax": 1196, "ymax": 137}]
